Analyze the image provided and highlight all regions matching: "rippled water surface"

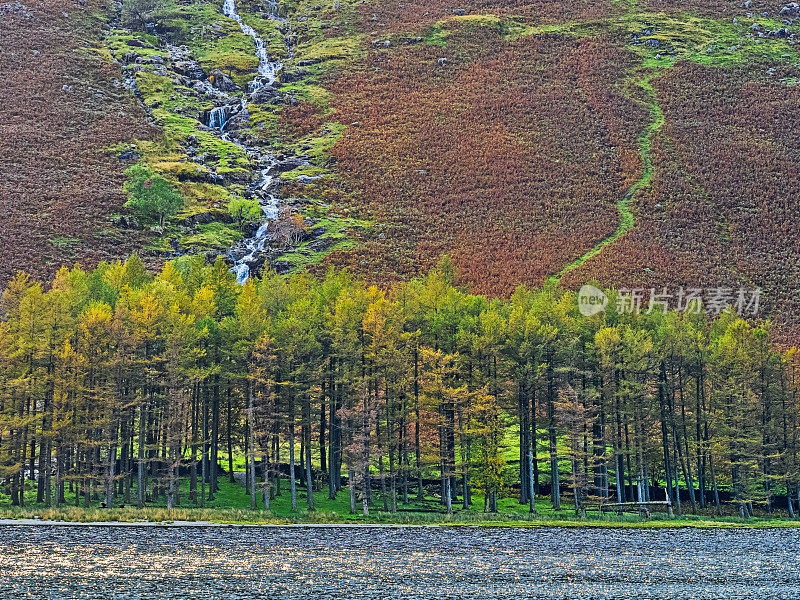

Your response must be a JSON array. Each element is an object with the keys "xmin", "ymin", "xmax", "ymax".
[{"xmin": 2, "ymin": 525, "xmax": 799, "ymax": 599}]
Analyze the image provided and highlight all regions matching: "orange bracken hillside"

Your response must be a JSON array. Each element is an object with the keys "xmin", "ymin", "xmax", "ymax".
[
  {"xmin": 298, "ymin": 24, "xmax": 648, "ymax": 295},
  {"xmin": 0, "ymin": 0, "xmax": 152, "ymax": 288}
]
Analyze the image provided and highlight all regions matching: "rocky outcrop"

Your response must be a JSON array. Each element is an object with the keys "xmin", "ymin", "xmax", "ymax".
[
  {"xmin": 251, "ymin": 84, "xmax": 280, "ymax": 103},
  {"xmin": 278, "ymin": 68, "xmax": 310, "ymax": 84},
  {"xmin": 111, "ymin": 214, "xmax": 143, "ymax": 229},
  {"xmin": 208, "ymin": 69, "xmax": 240, "ymax": 92},
  {"xmin": 222, "ymin": 106, "xmax": 251, "ymax": 134},
  {"xmin": 176, "ymin": 211, "xmax": 219, "ymax": 228},
  {"xmin": 766, "ymin": 27, "xmax": 790, "ymax": 37},
  {"xmin": 173, "ymin": 60, "xmax": 205, "ymax": 80},
  {"xmin": 268, "ymin": 155, "xmax": 306, "ymax": 174}
]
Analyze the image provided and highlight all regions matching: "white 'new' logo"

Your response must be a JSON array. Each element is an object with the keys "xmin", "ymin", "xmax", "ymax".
[{"xmin": 578, "ymin": 285, "xmax": 608, "ymax": 316}]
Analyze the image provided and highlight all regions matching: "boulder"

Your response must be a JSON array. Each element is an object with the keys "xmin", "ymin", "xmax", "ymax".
[
  {"xmin": 191, "ymin": 80, "xmax": 228, "ymax": 101},
  {"xmin": 273, "ymin": 260, "xmax": 294, "ymax": 274},
  {"xmin": 121, "ymin": 52, "xmax": 140, "ymax": 65},
  {"xmin": 251, "ymin": 84, "xmax": 279, "ymax": 103},
  {"xmin": 223, "ymin": 107, "xmax": 250, "ymax": 132},
  {"xmin": 278, "ymin": 68, "xmax": 310, "ymax": 84},
  {"xmin": 766, "ymin": 27, "xmax": 789, "ymax": 37},
  {"xmin": 177, "ymin": 212, "xmax": 217, "ymax": 228},
  {"xmin": 208, "ymin": 69, "xmax": 240, "ymax": 92},
  {"xmin": 117, "ymin": 149, "xmax": 140, "ymax": 162},
  {"xmin": 111, "ymin": 214, "xmax": 143, "ymax": 229},
  {"xmin": 269, "ymin": 156, "xmax": 306, "ymax": 174},
  {"xmin": 173, "ymin": 60, "xmax": 205, "ymax": 80}
]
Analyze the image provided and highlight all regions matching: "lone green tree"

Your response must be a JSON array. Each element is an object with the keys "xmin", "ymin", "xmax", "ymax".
[
  {"xmin": 228, "ymin": 197, "xmax": 262, "ymax": 232},
  {"xmin": 121, "ymin": 0, "xmax": 164, "ymax": 31},
  {"xmin": 123, "ymin": 165, "xmax": 183, "ymax": 228}
]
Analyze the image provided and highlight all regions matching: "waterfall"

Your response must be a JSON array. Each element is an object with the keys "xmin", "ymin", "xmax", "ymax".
[
  {"xmin": 219, "ymin": 0, "xmax": 288, "ymax": 283},
  {"xmin": 230, "ymin": 171, "xmax": 281, "ymax": 284},
  {"xmin": 208, "ymin": 106, "xmax": 228, "ymax": 130},
  {"xmin": 222, "ymin": 0, "xmax": 282, "ymax": 85}
]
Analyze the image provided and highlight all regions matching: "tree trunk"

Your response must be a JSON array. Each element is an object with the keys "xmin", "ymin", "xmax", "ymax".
[
  {"xmin": 249, "ymin": 378, "xmax": 257, "ymax": 510},
  {"xmin": 203, "ymin": 382, "xmax": 211, "ymax": 503},
  {"xmin": 289, "ymin": 397, "xmax": 297, "ymax": 513},
  {"xmin": 211, "ymin": 374, "xmax": 220, "ymax": 495},
  {"xmin": 320, "ymin": 381, "xmax": 327, "ymax": 476},
  {"xmin": 696, "ymin": 366, "xmax": 706, "ymax": 508},
  {"xmin": 444, "ymin": 476, "xmax": 452, "ymax": 515},
  {"xmin": 415, "ymin": 346, "xmax": 423, "ymax": 500},
  {"xmin": 519, "ymin": 377, "xmax": 530, "ymax": 504},
  {"xmin": 138, "ymin": 401, "xmax": 146, "ymax": 508},
  {"xmin": 227, "ymin": 387, "xmax": 235, "ymax": 483},
  {"xmin": 305, "ymin": 417, "xmax": 314, "ymax": 511},
  {"xmin": 349, "ymin": 466, "xmax": 356, "ymax": 514},
  {"xmin": 547, "ymin": 360, "xmax": 560, "ymax": 510},
  {"xmin": 190, "ymin": 383, "xmax": 198, "ymax": 505}
]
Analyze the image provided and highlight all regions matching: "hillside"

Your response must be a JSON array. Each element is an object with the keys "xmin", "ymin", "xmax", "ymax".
[
  {"xmin": 2, "ymin": 0, "xmax": 799, "ymax": 332},
  {"xmin": 0, "ymin": 0, "xmax": 154, "ymax": 282}
]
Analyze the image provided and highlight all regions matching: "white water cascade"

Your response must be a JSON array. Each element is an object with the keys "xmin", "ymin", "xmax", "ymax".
[
  {"xmin": 222, "ymin": 0, "xmax": 282, "ymax": 85},
  {"xmin": 219, "ymin": 0, "xmax": 287, "ymax": 283},
  {"xmin": 208, "ymin": 106, "xmax": 229, "ymax": 130},
  {"xmin": 230, "ymin": 173, "xmax": 281, "ymax": 283}
]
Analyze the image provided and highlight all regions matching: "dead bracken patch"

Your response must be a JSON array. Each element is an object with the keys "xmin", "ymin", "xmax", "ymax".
[{"xmin": 0, "ymin": 0, "xmax": 153, "ymax": 288}]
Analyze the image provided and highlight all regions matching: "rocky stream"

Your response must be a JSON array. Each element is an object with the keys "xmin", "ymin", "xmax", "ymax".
[{"xmin": 116, "ymin": 0, "xmax": 325, "ymax": 281}]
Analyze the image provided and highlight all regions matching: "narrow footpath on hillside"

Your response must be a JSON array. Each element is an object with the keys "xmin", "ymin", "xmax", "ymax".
[{"xmin": 548, "ymin": 71, "xmax": 665, "ymax": 286}]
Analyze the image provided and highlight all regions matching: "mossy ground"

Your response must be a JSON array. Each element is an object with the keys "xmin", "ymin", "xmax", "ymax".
[
  {"xmin": 274, "ymin": 214, "xmax": 368, "ymax": 269},
  {"xmin": 616, "ymin": 12, "xmax": 800, "ymax": 68},
  {"xmin": 97, "ymin": 0, "xmax": 376, "ymax": 263},
  {"xmin": 94, "ymin": 0, "xmax": 798, "ymax": 278},
  {"xmin": 3, "ymin": 477, "xmax": 799, "ymax": 528},
  {"xmin": 182, "ymin": 221, "xmax": 244, "ymax": 250}
]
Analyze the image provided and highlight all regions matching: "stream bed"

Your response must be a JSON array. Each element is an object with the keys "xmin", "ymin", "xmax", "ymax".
[
  {"xmin": 1, "ymin": 525, "xmax": 799, "ymax": 598},
  {"xmin": 219, "ymin": 0, "xmax": 287, "ymax": 283}
]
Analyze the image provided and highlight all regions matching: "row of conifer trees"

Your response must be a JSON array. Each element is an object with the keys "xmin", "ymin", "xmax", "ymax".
[{"xmin": 1, "ymin": 255, "xmax": 799, "ymax": 517}]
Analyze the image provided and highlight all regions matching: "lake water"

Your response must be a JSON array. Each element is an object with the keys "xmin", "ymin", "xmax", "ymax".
[{"xmin": 1, "ymin": 525, "xmax": 798, "ymax": 599}]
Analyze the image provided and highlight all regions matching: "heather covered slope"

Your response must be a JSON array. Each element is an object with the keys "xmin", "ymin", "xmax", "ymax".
[
  {"xmin": 0, "ymin": 0, "xmax": 153, "ymax": 286},
  {"xmin": 2, "ymin": 0, "xmax": 800, "ymax": 333},
  {"xmin": 316, "ymin": 28, "xmax": 648, "ymax": 294},
  {"xmin": 306, "ymin": 3, "xmax": 800, "ymax": 332},
  {"xmin": 561, "ymin": 61, "xmax": 800, "ymax": 331}
]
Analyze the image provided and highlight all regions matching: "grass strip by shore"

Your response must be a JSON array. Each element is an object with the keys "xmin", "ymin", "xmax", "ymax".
[{"xmin": 2, "ymin": 506, "xmax": 800, "ymax": 529}]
